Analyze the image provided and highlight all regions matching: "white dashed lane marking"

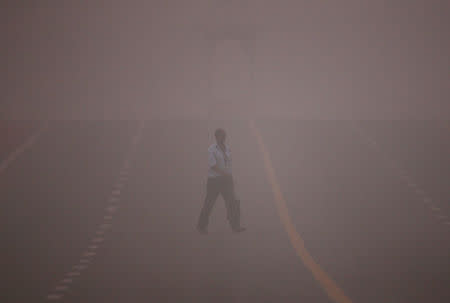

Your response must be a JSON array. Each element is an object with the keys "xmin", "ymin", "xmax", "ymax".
[
  {"xmin": 92, "ymin": 237, "xmax": 104, "ymax": 243},
  {"xmin": 352, "ymin": 123, "xmax": 450, "ymax": 228},
  {"xmin": 45, "ymin": 120, "xmax": 145, "ymax": 301},
  {"xmin": 100, "ymin": 223, "xmax": 112, "ymax": 230},
  {"xmin": 415, "ymin": 188, "xmax": 425, "ymax": 195},
  {"xmin": 83, "ymin": 251, "xmax": 96, "ymax": 258},
  {"xmin": 47, "ymin": 294, "xmax": 63, "ymax": 300},
  {"xmin": 92, "ymin": 238, "xmax": 104, "ymax": 244},
  {"xmin": 407, "ymin": 182, "xmax": 417, "ymax": 188},
  {"xmin": 73, "ymin": 265, "xmax": 88, "ymax": 271},
  {"xmin": 109, "ymin": 196, "xmax": 120, "ymax": 203}
]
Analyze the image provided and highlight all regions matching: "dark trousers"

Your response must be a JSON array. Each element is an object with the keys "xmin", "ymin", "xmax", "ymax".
[{"xmin": 197, "ymin": 176, "xmax": 241, "ymax": 231}]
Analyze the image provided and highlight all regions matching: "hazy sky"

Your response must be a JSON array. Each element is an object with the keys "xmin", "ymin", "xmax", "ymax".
[{"xmin": 2, "ymin": 0, "xmax": 449, "ymax": 119}]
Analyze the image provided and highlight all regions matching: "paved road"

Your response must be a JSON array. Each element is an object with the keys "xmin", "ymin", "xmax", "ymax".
[{"xmin": 1, "ymin": 120, "xmax": 449, "ymax": 302}]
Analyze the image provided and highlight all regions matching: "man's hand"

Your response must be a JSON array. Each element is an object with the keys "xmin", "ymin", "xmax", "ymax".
[{"xmin": 211, "ymin": 165, "xmax": 231, "ymax": 177}]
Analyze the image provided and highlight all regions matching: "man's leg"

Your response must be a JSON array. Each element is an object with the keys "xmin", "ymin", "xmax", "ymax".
[
  {"xmin": 221, "ymin": 177, "xmax": 243, "ymax": 232},
  {"xmin": 197, "ymin": 178, "xmax": 220, "ymax": 232},
  {"xmin": 224, "ymin": 197, "xmax": 241, "ymax": 231}
]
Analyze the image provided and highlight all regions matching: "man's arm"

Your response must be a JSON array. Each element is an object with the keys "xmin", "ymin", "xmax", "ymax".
[{"xmin": 208, "ymin": 147, "xmax": 231, "ymax": 176}]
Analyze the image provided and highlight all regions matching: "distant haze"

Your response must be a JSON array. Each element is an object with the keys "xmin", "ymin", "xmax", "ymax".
[{"xmin": 2, "ymin": 0, "xmax": 449, "ymax": 120}]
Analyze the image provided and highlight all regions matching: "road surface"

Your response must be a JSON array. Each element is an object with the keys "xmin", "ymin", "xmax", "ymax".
[{"xmin": 1, "ymin": 119, "xmax": 450, "ymax": 302}]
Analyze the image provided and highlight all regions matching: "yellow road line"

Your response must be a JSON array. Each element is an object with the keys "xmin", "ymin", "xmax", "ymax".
[{"xmin": 249, "ymin": 120, "xmax": 353, "ymax": 303}]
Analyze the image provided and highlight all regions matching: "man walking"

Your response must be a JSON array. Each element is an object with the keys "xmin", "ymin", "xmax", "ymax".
[{"xmin": 197, "ymin": 128, "xmax": 246, "ymax": 234}]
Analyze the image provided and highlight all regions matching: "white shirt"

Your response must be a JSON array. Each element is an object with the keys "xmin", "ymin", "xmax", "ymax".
[{"xmin": 208, "ymin": 143, "xmax": 232, "ymax": 178}]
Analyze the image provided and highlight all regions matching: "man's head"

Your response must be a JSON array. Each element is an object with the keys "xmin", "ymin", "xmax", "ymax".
[{"xmin": 215, "ymin": 128, "xmax": 226, "ymax": 144}]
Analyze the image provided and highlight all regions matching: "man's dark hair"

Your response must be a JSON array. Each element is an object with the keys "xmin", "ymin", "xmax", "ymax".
[{"xmin": 215, "ymin": 128, "xmax": 226, "ymax": 140}]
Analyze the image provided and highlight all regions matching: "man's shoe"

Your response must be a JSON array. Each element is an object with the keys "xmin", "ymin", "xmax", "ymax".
[{"xmin": 232, "ymin": 227, "xmax": 246, "ymax": 233}]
